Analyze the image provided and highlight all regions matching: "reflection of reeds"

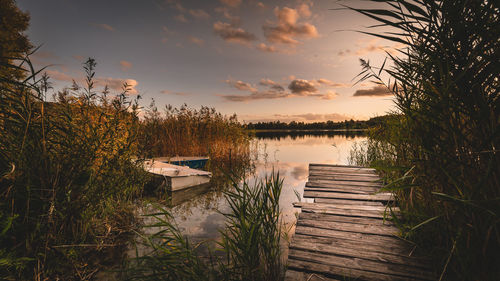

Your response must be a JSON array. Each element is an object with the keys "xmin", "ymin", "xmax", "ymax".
[{"xmin": 348, "ymin": 1, "xmax": 499, "ymax": 279}]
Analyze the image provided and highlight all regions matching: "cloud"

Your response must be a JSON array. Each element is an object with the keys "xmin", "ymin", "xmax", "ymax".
[
  {"xmin": 225, "ymin": 79, "xmax": 257, "ymax": 92},
  {"xmin": 45, "ymin": 69, "xmax": 138, "ymax": 94},
  {"xmin": 220, "ymin": 78, "xmax": 336, "ymax": 102},
  {"xmin": 160, "ymin": 90, "xmax": 188, "ymax": 96},
  {"xmin": 213, "ymin": 21, "xmax": 257, "ymax": 45},
  {"xmin": 93, "ymin": 23, "xmax": 114, "ymax": 31},
  {"xmin": 263, "ymin": 5, "xmax": 318, "ymax": 45},
  {"xmin": 320, "ymin": 90, "xmax": 338, "ymax": 100},
  {"xmin": 46, "ymin": 70, "xmax": 74, "ymax": 82},
  {"xmin": 353, "ymin": 85, "xmax": 392, "ymax": 97},
  {"xmin": 255, "ymin": 43, "xmax": 278, "ymax": 53},
  {"xmin": 316, "ymin": 78, "xmax": 349, "ymax": 88},
  {"xmin": 95, "ymin": 78, "xmax": 139, "ymax": 94},
  {"xmin": 174, "ymin": 14, "xmax": 189, "ymax": 23},
  {"xmin": 259, "ymin": 78, "xmax": 285, "ymax": 91},
  {"xmin": 219, "ymin": 0, "xmax": 241, "ymax": 8},
  {"xmin": 161, "ymin": 26, "xmax": 175, "ymax": 43},
  {"xmin": 120, "ymin": 60, "xmax": 132, "ymax": 71},
  {"xmin": 188, "ymin": 36, "xmax": 205, "ymax": 46},
  {"xmin": 220, "ymin": 90, "xmax": 290, "ymax": 102},
  {"xmin": 240, "ymin": 113, "xmax": 353, "ymax": 123},
  {"xmin": 214, "ymin": 7, "xmax": 241, "ymax": 24},
  {"xmin": 73, "ymin": 55, "xmax": 85, "ymax": 61},
  {"xmin": 338, "ymin": 40, "xmax": 406, "ymax": 57},
  {"xmin": 288, "ymin": 79, "xmax": 318, "ymax": 95},
  {"xmin": 256, "ymin": 2, "xmax": 266, "ymax": 9},
  {"xmin": 189, "ymin": 9, "xmax": 210, "ymax": 20},
  {"xmin": 297, "ymin": 3, "xmax": 312, "ymax": 18},
  {"xmin": 278, "ymin": 113, "xmax": 352, "ymax": 122}
]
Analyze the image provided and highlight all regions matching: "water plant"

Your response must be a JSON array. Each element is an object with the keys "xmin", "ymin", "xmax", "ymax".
[
  {"xmin": 0, "ymin": 55, "xmax": 149, "ymax": 279},
  {"xmin": 347, "ymin": 0, "xmax": 499, "ymax": 279},
  {"xmin": 126, "ymin": 173, "xmax": 286, "ymax": 281}
]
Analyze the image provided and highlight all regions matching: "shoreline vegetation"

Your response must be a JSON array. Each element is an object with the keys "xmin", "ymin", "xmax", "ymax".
[
  {"xmin": 1, "ymin": 0, "xmax": 498, "ymax": 280},
  {"xmin": 347, "ymin": 1, "xmax": 499, "ymax": 280}
]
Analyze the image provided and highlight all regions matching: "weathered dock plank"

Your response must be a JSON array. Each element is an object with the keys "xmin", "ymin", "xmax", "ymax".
[
  {"xmin": 302, "ymin": 190, "xmax": 394, "ymax": 202},
  {"xmin": 285, "ymin": 164, "xmax": 433, "ymax": 281},
  {"xmin": 314, "ymin": 198, "xmax": 384, "ymax": 206}
]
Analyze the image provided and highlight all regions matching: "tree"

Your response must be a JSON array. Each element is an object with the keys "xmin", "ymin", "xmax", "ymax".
[{"xmin": 0, "ymin": 0, "xmax": 32, "ymax": 79}]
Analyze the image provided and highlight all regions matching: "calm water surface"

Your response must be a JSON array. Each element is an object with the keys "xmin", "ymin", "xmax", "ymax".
[{"xmin": 168, "ymin": 132, "xmax": 367, "ymax": 242}]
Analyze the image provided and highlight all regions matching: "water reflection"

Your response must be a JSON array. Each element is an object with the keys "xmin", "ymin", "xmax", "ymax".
[{"xmin": 167, "ymin": 132, "xmax": 367, "ymax": 243}]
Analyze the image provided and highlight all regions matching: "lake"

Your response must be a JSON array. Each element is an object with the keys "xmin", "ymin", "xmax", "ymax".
[{"xmin": 166, "ymin": 131, "xmax": 367, "ymax": 244}]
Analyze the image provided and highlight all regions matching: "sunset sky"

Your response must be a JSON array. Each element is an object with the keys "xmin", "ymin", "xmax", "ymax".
[{"xmin": 18, "ymin": 0, "xmax": 401, "ymax": 123}]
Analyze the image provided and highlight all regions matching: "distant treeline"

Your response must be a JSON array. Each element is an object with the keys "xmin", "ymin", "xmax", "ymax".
[{"xmin": 245, "ymin": 115, "xmax": 389, "ymax": 131}]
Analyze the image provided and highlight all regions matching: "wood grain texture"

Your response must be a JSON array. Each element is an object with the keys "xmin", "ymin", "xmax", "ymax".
[{"xmin": 285, "ymin": 165, "xmax": 433, "ymax": 281}]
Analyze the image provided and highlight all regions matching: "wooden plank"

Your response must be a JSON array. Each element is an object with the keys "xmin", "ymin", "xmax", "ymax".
[
  {"xmin": 294, "ymin": 202, "xmax": 398, "ymax": 213},
  {"xmin": 294, "ymin": 225, "xmax": 409, "ymax": 249},
  {"xmin": 289, "ymin": 249, "xmax": 435, "ymax": 280},
  {"xmin": 303, "ymin": 190, "xmax": 394, "ymax": 202},
  {"xmin": 306, "ymin": 181, "xmax": 381, "ymax": 192},
  {"xmin": 305, "ymin": 181, "xmax": 382, "ymax": 191},
  {"xmin": 308, "ymin": 168, "xmax": 378, "ymax": 177},
  {"xmin": 314, "ymin": 197, "xmax": 383, "ymax": 206},
  {"xmin": 308, "ymin": 175, "xmax": 382, "ymax": 183},
  {"xmin": 292, "ymin": 234, "xmax": 413, "ymax": 257},
  {"xmin": 304, "ymin": 186, "xmax": 378, "ymax": 195},
  {"xmin": 308, "ymin": 179, "xmax": 383, "ymax": 188},
  {"xmin": 284, "ymin": 269, "xmax": 341, "ymax": 281},
  {"xmin": 309, "ymin": 163, "xmax": 376, "ymax": 171},
  {"xmin": 299, "ymin": 212, "xmax": 393, "ymax": 226},
  {"xmin": 298, "ymin": 205, "xmax": 387, "ymax": 219},
  {"xmin": 309, "ymin": 171, "xmax": 380, "ymax": 180},
  {"xmin": 287, "ymin": 259, "xmax": 417, "ymax": 281},
  {"xmin": 309, "ymin": 165, "xmax": 377, "ymax": 173},
  {"xmin": 290, "ymin": 239, "xmax": 432, "ymax": 269},
  {"xmin": 297, "ymin": 219, "xmax": 398, "ymax": 237}
]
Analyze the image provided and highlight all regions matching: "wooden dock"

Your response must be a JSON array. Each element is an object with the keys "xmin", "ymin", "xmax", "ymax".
[{"xmin": 285, "ymin": 164, "xmax": 434, "ymax": 281}]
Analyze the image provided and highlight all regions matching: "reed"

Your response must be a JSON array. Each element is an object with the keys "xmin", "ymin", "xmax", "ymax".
[
  {"xmin": 126, "ymin": 173, "xmax": 286, "ymax": 281},
  {"xmin": 0, "ymin": 56, "xmax": 149, "ymax": 279},
  {"xmin": 138, "ymin": 102, "xmax": 253, "ymax": 182},
  {"xmin": 347, "ymin": 1, "xmax": 499, "ymax": 279}
]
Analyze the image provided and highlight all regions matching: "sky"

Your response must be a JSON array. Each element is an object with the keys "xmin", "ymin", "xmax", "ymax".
[{"xmin": 17, "ymin": 0, "xmax": 401, "ymax": 123}]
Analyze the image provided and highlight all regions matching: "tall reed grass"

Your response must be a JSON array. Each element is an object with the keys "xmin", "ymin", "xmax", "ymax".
[
  {"xmin": 126, "ymin": 173, "xmax": 286, "ymax": 281},
  {"xmin": 138, "ymin": 102, "xmax": 253, "ymax": 182},
  {"xmin": 348, "ymin": 1, "xmax": 499, "ymax": 279},
  {"xmin": 0, "ymin": 56, "xmax": 149, "ymax": 279}
]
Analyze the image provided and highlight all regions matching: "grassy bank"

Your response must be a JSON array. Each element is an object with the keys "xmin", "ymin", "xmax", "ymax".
[{"xmin": 348, "ymin": 1, "xmax": 499, "ymax": 279}]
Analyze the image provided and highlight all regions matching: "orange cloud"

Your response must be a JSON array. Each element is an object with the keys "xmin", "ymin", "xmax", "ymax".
[
  {"xmin": 353, "ymin": 85, "xmax": 392, "ymax": 97},
  {"xmin": 225, "ymin": 79, "xmax": 257, "ymax": 92},
  {"xmin": 213, "ymin": 21, "xmax": 257, "ymax": 45},
  {"xmin": 316, "ymin": 78, "xmax": 350, "ymax": 88},
  {"xmin": 92, "ymin": 23, "xmax": 114, "ymax": 31},
  {"xmin": 120, "ymin": 60, "xmax": 132, "ymax": 71},
  {"xmin": 255, "ymin": 43, "xmax": 278, "ymax": 53},
  {"xmin": 189, "ymin": 9, "xmax": 210, "ymax": 20},
  {"xmin": 219, "ymin": 0, "xmax": 241, "ymax": 8},
  {"xmin": 263, "ymin": 5, "xmax": 318, "ymax": 45},
  {"xmin": 188, "ymin": 36, "xmax": 205, "ymax": 46}
]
